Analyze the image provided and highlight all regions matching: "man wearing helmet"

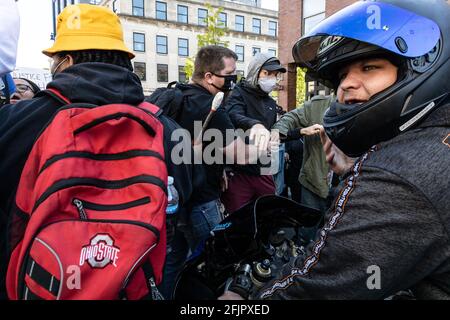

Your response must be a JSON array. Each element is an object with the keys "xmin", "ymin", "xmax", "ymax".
[{"xmin": 220, "ymin": 0, "xmax": 450, "ymax": 300}]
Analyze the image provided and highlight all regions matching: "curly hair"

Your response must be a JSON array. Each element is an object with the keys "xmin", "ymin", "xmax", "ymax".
[{"xmin": 55, "ymin": 50, "xmax": 133, "ymax": 71}]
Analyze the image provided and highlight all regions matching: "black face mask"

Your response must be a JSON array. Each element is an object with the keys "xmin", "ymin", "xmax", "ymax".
[{"xmin": 211, "ymin": 73, "xmax": 237, "ymax": 92}]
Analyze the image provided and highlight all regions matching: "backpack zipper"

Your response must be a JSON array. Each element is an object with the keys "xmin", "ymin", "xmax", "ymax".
[
  {"xmin": 32, "ymin": 175, "xmax": 166, "ymax": 213},
  {"xmin": 72, "ymin": 197, "xmax": 151, "ymax": 220},
  {"xmin": 72, "ymin": 199, "xmax": 87, "ymax": 220}
]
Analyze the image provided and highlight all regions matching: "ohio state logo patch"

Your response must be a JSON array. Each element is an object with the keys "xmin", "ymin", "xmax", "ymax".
[{"xmin": 80, "ymin": 234, "xmax": 120, "ymax": 268}]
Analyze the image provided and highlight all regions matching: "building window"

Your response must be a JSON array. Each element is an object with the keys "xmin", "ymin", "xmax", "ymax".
[
  {"xmin": 304, "ymin": 13, "xmax": 326, "ymax": 34},
  {"xmin": 177, "ymin": 5, "xmax": 188, "ymax": 23},
  {"xmin": 237, "ymin": 70, "xmax": 245, "ymax": 82},
  {"xmin": 198, "ymin": 8, "xmax": 208, "ymax": 26},
  {"xmin": 156, "ymin": 35, "xmax": 168, "ymax": 54},
  {"xmin": 156, "ymin": 1, "xmax": 167, "ymax": 20},
  {"xmin": 252, "ymin": 18, "xmax": 261, "ymax": 34},
  {"xmin": 235, "ymin": 15, "xmax": 244, "ymax": 32},
  {"xmin": 303, "ymin": 0, "xmax": 326, "ymax": 34},
  {"xmin": 268, "ymin": 49, "xmax": 277, "ymax": 57},
  {"xmin": 235, "ymin": 45, "xmax": 244, "ymax": 62},
  {"xmin": 268, "ymin": 21, "xmax": 277, "ymax": 37},
  {"xmin": 178, "ymin": 38, "xmax": 189, "ymax": 57},
  {"xmin": 252, "ymin": 47, "xmax": 261, "ymax": 56},
  {"xmin": 134, "ymin": 62, "xmax": 146, "ymax": 81},
  {"xmin": 132, "ymin": 0, "xmax": 144, "ymax": 17},
  {"xmin": 218, "ymin": 12, "xmax": 227, "ymax": 28},
  {"xmin": 133, "ymin": 32, "xmax": 145, "ymax": 52},
  {"xmin": 157, "ymin": 64, "xmax": 169, "ymax": 83},
  {"xmin": 179, "ymin": 66, "xmax": 187, "ymax": 83}
]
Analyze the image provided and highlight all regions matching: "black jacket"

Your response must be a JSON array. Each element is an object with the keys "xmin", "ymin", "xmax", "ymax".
[
  {"xmin": 258, "ymin": 103, "xmax": 450, "ymax": 300},
  {"xmin": 226, "ymin": 82, "xmax": 278, "ymax": 131},
  {"xmin": 225, "ymin": 82, "xmax": 278, "ymax": 176},
  {"xmin": 174, "ymin": 83, "xmax": 234, "ymax": 205},
  {"xmin": 0, "ymin": 62, "xmax": 195, "ymax": 298}
]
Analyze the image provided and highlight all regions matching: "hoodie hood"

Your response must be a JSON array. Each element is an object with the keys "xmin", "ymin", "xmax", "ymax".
[
  {"xmin": 47, "ymin": 62, "xmax": 144, "ymax": 106},
  {"xmin": 245, "ymin": 53, "xmax": 280, "ymax": 89}
]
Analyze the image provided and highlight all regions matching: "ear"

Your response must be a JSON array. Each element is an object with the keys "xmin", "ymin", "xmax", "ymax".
[
  {"xmin": 204, "ymin": 72, "xmax": 214, "ymax": 84},
  {"xmin": 66, "ymin": 54, "xmax": 75, "ymax": 67}
]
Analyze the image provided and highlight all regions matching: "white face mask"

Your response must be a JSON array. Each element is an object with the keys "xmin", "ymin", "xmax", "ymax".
[{"xmin": 258, "ymin": 77, "xmax": 277, "ymax": 93}]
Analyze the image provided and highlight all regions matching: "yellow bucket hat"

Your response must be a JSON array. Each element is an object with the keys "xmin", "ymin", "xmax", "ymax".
[{"xmin": 43, "ymin": 4, "xmax": 135, "ymax": 59}]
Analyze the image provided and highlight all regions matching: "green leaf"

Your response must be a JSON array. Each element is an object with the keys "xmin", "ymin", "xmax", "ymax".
[
  {"xmin": 185, "ymin": 3, "xmax": 229, "ymax": 80},
  {"xmin": 296, "ymin": 67, "xmax": 307, "ymax": 107}
]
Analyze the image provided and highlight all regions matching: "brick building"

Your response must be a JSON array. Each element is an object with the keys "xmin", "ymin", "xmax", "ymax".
[{"xmin": 278, "ymin": 0, "xmax": 356, "ymax": 111}]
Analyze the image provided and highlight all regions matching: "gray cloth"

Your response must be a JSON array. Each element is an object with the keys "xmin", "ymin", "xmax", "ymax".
[
  {"xmin": 245, "ymin": 52, "xmax": 280, "ymax": 89},
  {"xmin": 257, "ymin": 103, "xmax": 450, "ymax": 300}
]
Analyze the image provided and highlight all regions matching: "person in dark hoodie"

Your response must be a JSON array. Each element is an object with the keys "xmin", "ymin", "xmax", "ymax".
[
  {"xmin": 220, "ymin": 0, "xmax": 450, "ymax": 300},
  {"xmin": 0, "ymin": 4, "xmax": 195, "ymax": 299},
  {"xmin": 221, "ymin": 53, "xmax": 286, "ymax": 214}
]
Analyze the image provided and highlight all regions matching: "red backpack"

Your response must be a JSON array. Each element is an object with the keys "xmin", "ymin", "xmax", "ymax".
[{"xmin": 6, "ymin": 90, "xmax": 168, "ymax": 300}]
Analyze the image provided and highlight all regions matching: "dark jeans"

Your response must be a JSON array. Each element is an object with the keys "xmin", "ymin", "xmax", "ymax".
[
  {"xmin": 273, "ymin": 143, "xmax": 286, "ymax": 196},
  {"xmin": 158, "ymin": 199, "xmax": 222, "ymax": 299},
  {"xmin": 299, "ymin": 186, "xmax": 327, "ymax": 243}
]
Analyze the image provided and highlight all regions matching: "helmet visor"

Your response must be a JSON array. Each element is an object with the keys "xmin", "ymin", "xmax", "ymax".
[{"xmin": 293, "ymin": 1, "xmax": 441, "ymax": 70}]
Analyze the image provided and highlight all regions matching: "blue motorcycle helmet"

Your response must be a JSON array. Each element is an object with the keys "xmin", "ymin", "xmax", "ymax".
[{"xmin": 293, "ymin": 0, "xmax": 450, "ymax": 157}]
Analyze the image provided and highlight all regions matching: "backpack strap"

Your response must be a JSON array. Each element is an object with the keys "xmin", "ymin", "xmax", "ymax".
[
  {"xmin": 167, "ymin": 81, "xmax": 178, "ymax": 89},
  {"xmin": 141, "ymin": 261, "xmax": 165, "ymax": 300},
  {"xmin": 38, "ymin": 89, "xmax": 100, "ymax": 112},
  {"xmin": 43, "ymin": 88, "xmax": 71, "ymax": 105},
  {"xmin": 42, "ymin": 89, "xmax": 163, "ymax": 119},
  {"xmin": 138, "ymin": 101, "xmax": 163, "ymax": 118},
  {"xmin": 21, "ymin": 257, "xmax": 60, "ymax": 299}
]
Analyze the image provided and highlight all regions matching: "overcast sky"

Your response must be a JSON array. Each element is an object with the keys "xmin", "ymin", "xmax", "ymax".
[
  {"xmin": 261, "ymin": 0, "xmax": 278, "ymax": 11},
  {"xmin": 16, "ymin": 0, "xmax": 278, "ymax": 69}
]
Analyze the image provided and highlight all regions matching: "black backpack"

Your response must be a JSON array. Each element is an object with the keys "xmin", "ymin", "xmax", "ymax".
[{"xmin": 146, "ymin": 81, "xmax": 196, "ymax": 122}]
